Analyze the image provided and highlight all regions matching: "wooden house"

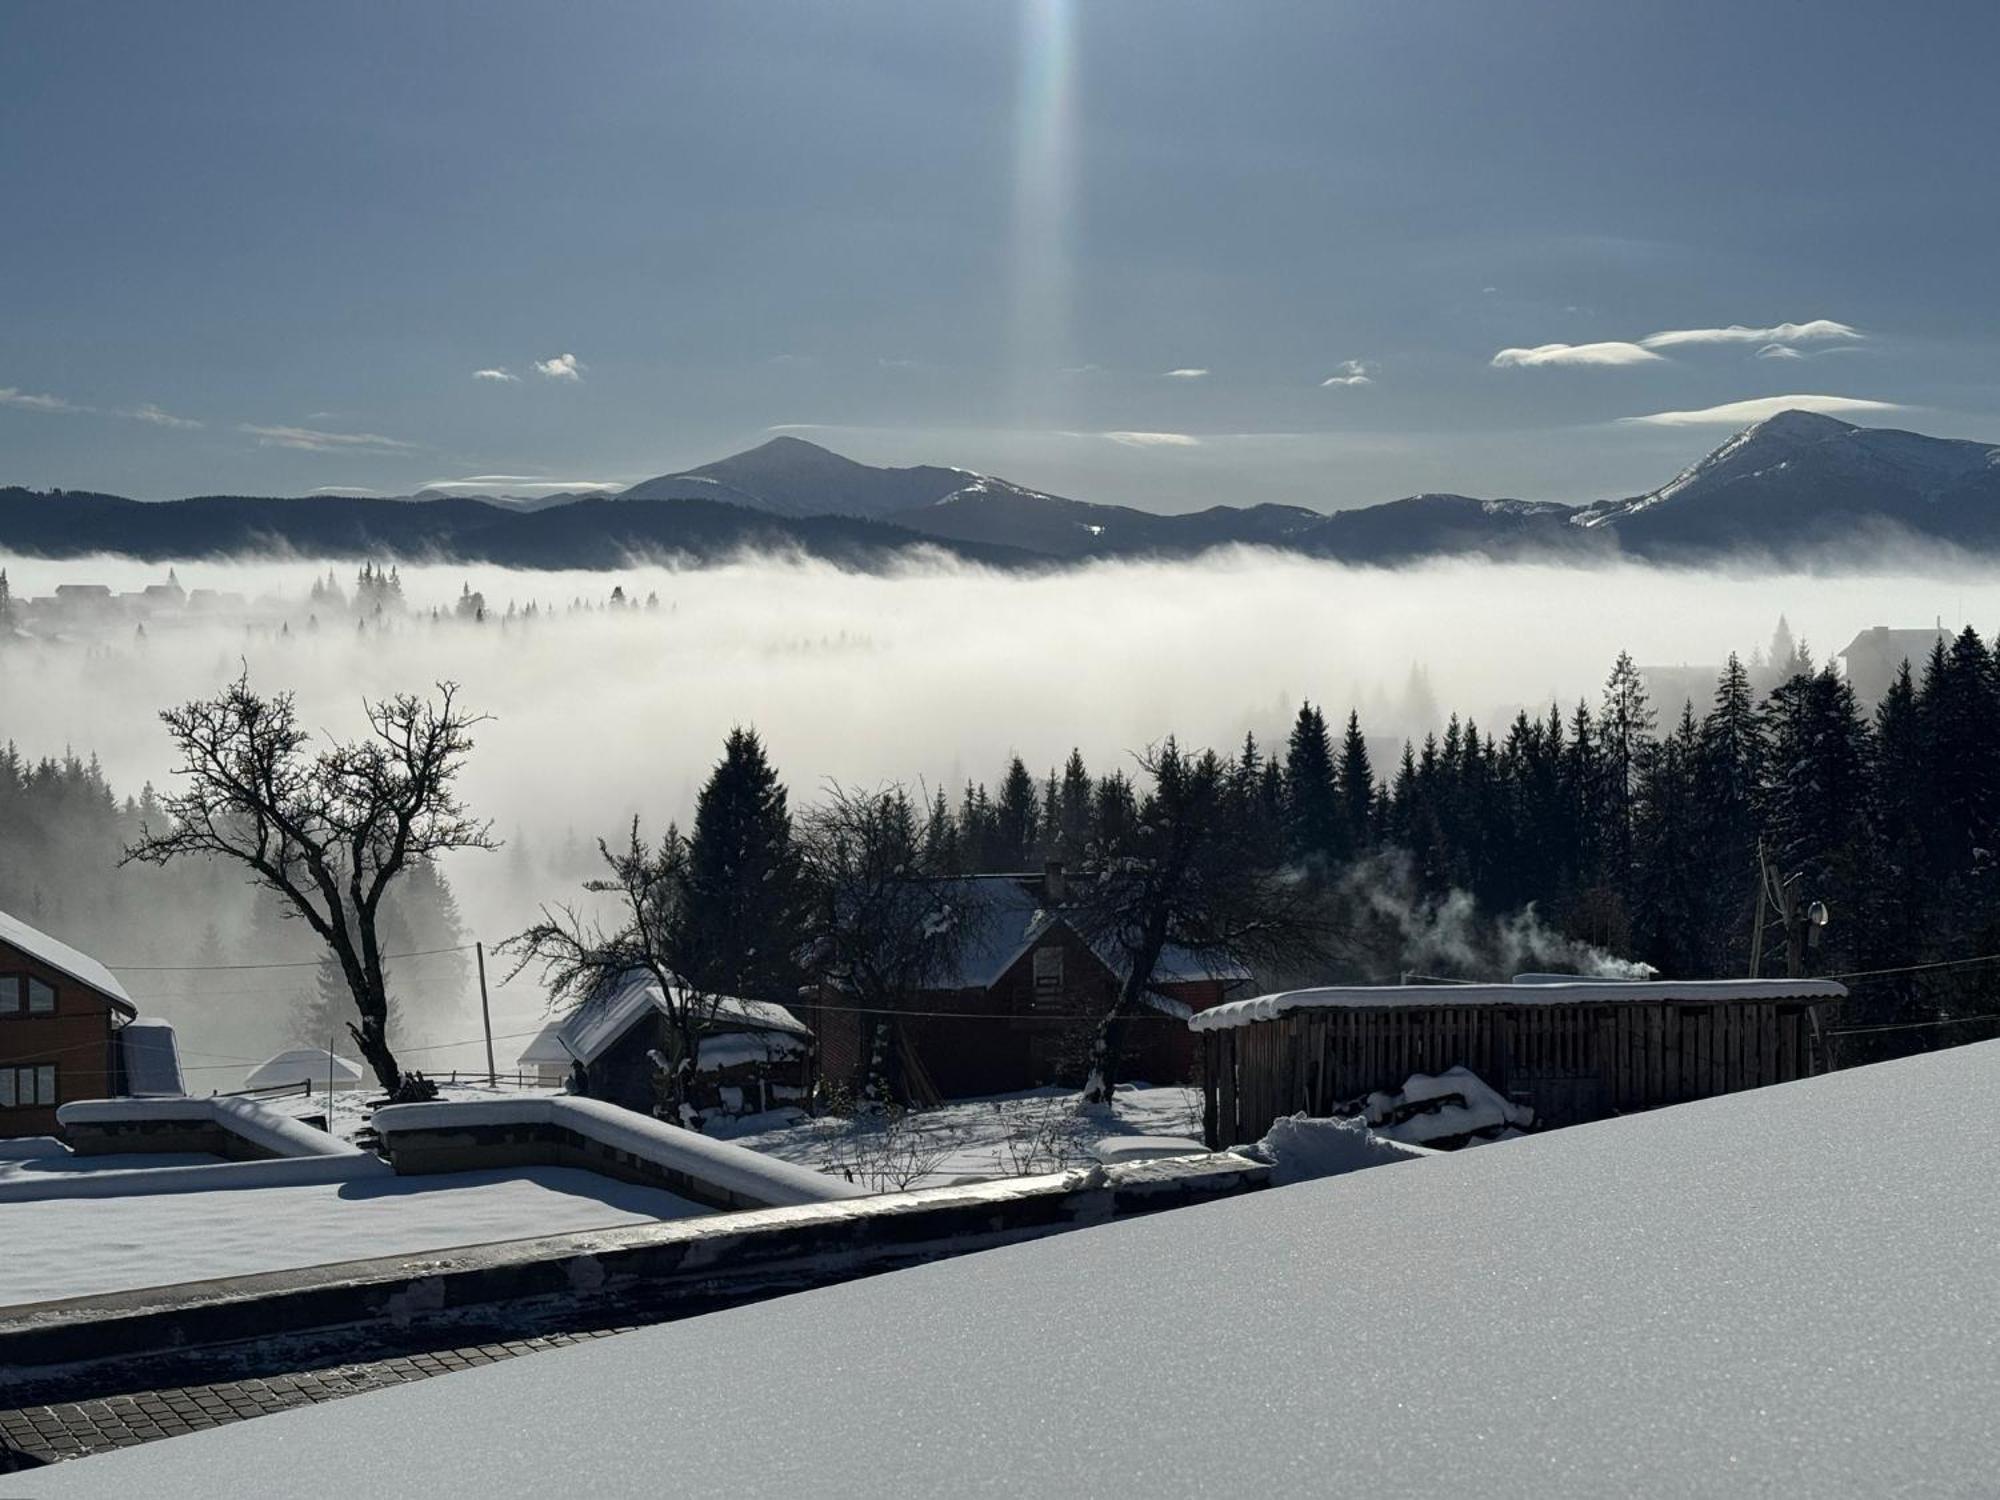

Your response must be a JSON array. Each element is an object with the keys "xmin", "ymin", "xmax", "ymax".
[
  {"xmin": 0, "ymin": 907, "xmax": 183, "ymax": 1137},
  {"xmin": 553, "ymin": 972, "xmax": 812, "ymax": 1123},
  {"xmin": 1194, "ymin": 976, "xmax": 1847, "ymax": 1149},
  {"xmin": 808, "ymin": 866, "xmax": 1250, "ymax": 1103}
]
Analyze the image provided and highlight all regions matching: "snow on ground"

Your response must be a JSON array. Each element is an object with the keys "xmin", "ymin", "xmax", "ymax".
[
  {"xmin": 0, "ymin": 1136, "xmax": 221, "ymax": 1183},
  {"xmin": 262, "ymin": 1079, "xmax": 564, "ymax": 1143},
  {"xmin": 0, "ymin": 1166, "xmax": 707, "ymax": 1308},
  {"xmin": 707, "ymin": 1084, "xmax": 1210, "ymax": 1192},
  {"xmin": 39, "ymin": 1039, "xmax": 2000, "ymax": 1497}
]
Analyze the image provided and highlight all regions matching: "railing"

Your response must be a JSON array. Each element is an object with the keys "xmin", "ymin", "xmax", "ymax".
[{"xmin": 211, "ymin": 1079, "xmax": 313, "ymax": 1102}]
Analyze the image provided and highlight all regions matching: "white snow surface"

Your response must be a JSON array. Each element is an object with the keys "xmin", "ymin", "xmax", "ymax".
[
  {"xmin": 711, "ymin": 1084, "xmax": 1211, "ymax": 1190},
  {"xmin": 41, "ymin": 1040, "xmax": 2000, "ymax": 1496},
  {"xmin": 1249, "ymin": 1112, "xmax": 1435, "ymax": 1182},
  {"xmin": 0, "ymin": 1164, "xmax": 709, "ymax": 1308},
  {"xmin": 58, "ymin": 1095, "xmax": 364, "ymax": 1159},
  {"xmin": 0, "ymin": 905, "xmax": 133, "ymax": 1008},
  {"xmin": 1190, "ymin": 976, "xmax": 1847, "ymax": 1029},
  {"xmin": 372, "ymin": 1095, "xmax": 869, "ymax": 1206}
]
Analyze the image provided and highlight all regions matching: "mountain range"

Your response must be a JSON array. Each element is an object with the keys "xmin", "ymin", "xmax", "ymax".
[{"xmin": 4, "ymin": 410, "xmax": 1997, "ymax": 570}]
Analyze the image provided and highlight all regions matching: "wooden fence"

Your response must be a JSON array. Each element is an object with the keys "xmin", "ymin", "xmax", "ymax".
[{"xmin": 1201, "ymin": 998, "xmax": 1833, "ymax": 1148}]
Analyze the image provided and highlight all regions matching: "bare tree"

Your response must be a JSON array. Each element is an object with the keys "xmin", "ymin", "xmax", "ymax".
[
  {"xmin": 1072, "ymin": 739, "xmax": 1329, "ymax": 1104},
  {"xmin": 799, "ymin": 784, "xmax": 966, "ymax": 1107},
  {"xmin": 125, "ymin": 672, "xmax": 496, "ymax": 1094},
  {"xmin": 504, "ymin": 819, "xmax": 732, "ymax": 1126}
]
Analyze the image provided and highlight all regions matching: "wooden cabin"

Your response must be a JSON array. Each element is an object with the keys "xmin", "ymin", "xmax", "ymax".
[
  {"xmin": 808, "ymin": 867, "xmax": 1249, "ymax": 1103},
  {"xmin": 1195, "ymin": 977, "xmax": 1847, "ymax": 1149},
  {"xmin": 555, "ymin": 972, "xmax": 813, "ymax": 1123},
  {"xmin": 0, "ymin": 907, "xmax": 182, "ymax": 1137}
]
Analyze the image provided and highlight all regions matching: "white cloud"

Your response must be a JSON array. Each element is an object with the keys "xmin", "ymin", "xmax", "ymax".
[
  {"xmin": 241, "ymin": 423, "xmax": 416, "ymax": 453},
  {"xmin": 126, "ymin": 402, "xmax": 202, "ymax": 429},
  {"xmin": 1101, "ymin": 431, "xmax": 1200, "ymax": 448},
  {"xmin": 473, "ymin": 368, "xmax": 519, "ymax": 383},
  {"xmin": 422, "ymin": 475, "xmax": 624, "ymax": 493},
  {"xmin": 534, "ymin": 353, "xmax": 584, "ymax": 381},
  {"xmin": 1639, "ymin": 319, "xmax": 1861, "ymax": 349},
  {"xmin": 1619, "ymin": 394, "xmax": 1907, "ymax": 427},
  {"xmin": 1164, "ymin": 367, "xmax": 1209, "ymax": 379},
  {"xmin": 1755, "ymin": 344, "xmax": 1805, "ymax": 361},
  {"xmin": 1320, "ymin": 359, "xmax": 1375, "ymax": 387},
  {"xmin": 1490, "ymin": 341, "xmax": 1663, "ymax": 369},
  {"xmin": 0, "ymin": 386, "xmax": 85, "ymax": 413},
  {"xmin": 307, "ymin": 486, "xmax": 385, "ymax": 496}
]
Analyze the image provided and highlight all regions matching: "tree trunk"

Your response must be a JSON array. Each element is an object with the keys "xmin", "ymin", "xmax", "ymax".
[{"xmin": 350, "ymin": 995, "xmax": 401, "ymax": 1094}]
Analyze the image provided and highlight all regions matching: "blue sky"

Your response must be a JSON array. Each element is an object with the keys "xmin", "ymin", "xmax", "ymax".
[{"xmin": 4, "ymin": 0, "xmax": 1997, "ymax": 510}]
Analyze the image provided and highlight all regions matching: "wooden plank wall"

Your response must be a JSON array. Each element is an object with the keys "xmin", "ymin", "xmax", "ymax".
[{"xmin": 1203, "ymin": 1001, "xmax": 1825, "ymax": 1148}]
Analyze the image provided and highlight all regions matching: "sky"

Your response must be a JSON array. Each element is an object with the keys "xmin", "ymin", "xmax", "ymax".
[{"xmin": 4, "ymin": 0, "xmax": 1999, "ymax": 512}]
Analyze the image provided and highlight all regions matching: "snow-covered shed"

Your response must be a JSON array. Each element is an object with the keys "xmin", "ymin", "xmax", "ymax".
[
  {"xmin": 808, "ymin": 865, "xmax": 1250, "ymax": 1102},
  {"xmin": 551, "ymin": 971, "xmax": 812, "ymax": 1122},
  {"xmin": 1193, "ymin": 975, "xmax": 1847, "ymax": 1147},
  {"xmin": 36, "ymin": 1039, "xmax": 2000, "ymax": 1497},
  {"xmin": 0, "ymin": 906, "xmax": 140, "ymax": 1137},
  {"xmin": 242, "ymin": 1047, "xmax": 366, "ymax": 1093},
  {"xmin": 116, "ymin": 1017, "xmax": 186, "ymax": 1097},
  {"xmin": 515, "ymin": 1018, "xmax": 573, "ymax": 1087}
]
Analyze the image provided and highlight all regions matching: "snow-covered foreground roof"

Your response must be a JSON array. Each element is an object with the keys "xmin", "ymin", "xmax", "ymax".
[
  {"xmin": 373, "ymin": 1096, "xmax": 868, "ymax": 1207},
  {"xmin": 1190, "ymin": 975, "xmax": 1847, "ymax": 1030},
  {"xmin": 0, "ymin": 906, "xmax": 133, "ymax": 1011},
  {"xmin": 42, "ymin": 1040, "xmax": 2000, "ymax": 1497},
  {"xmin": 0, "ymin": 1165, "xmax": 709, "ymax": 1309}
]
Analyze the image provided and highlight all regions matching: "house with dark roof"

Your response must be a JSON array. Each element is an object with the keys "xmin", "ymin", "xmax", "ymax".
[
  {"xmin": 0, "ymin": 908, "xmax": 183, "ymax": 1137},
  {"xmin": 807, "ymin": 864, "xmax": 1251, "ymax": 1103},
  {"xmin": 546, "ymin": 972, "xmax": 813, "ymax": 1122}
]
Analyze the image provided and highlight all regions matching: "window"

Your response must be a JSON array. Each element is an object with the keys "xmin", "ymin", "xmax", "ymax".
[
  {"xmin": 1029, "ymin": 946, "xmax": 1067, "ymax": 1013},
  {"xmin": 0, "ymin": 1064, "xmax": 58, "ymax": 1108},
  {"xmin": 1033, "ymin": 946, "xmax": 1064, "ymax": 991},
  {"xmin": 0, "ymin": 975, "xmax": 58, "ymax": 1014}
]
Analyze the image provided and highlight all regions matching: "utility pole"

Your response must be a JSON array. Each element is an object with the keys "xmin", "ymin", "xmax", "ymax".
[
  {"xmin": 1750, "ymin": 841, "xmax": 1770, "ymax": 978},
  {"xmin": 476, "ymin": 941, "xmax": 495, "ymax": 1086},
  {"xmin": 1751, "ymin": 841, "xmax": 1827, "ymax": 980}
]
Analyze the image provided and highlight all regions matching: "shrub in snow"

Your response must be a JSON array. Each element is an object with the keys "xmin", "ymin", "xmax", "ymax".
[{"xmin": 1242, "ymin": 1113, "xmax": 1432, "ymax": 1186}]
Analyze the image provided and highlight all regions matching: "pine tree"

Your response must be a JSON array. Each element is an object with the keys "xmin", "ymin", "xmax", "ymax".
[
  {"xmin": 994, "ymin": 757, "xmax": 1041, "ymax": 868},
  {"xmin": 1283, "ymin": 703, "xmax": 1345, "ymax": 867},
  {"xmin": 1338, "ymin": 711, "xmax": 1374, "ymax": 854},
  {"xmin": 685, "ymin": 727, "xmax": 804, "ymax": 1004},
  {"xmin": 1056, "ymin": 749, "xmax": 1093, "ymax": 861}
]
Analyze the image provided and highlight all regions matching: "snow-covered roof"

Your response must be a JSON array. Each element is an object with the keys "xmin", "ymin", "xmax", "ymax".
[
  {"xmin": 1190, "ymin": 976, "xmax": 1847, "ymax": 1031},
  {"xmin": 242, "ymin": 1048, "xmax": 366, "ymax": 1091},
  {"xmin": 118, "ymin": 1018, "xmax": 185, "ymax": 1096},
  {"xmin": 0, "ymin": 906, "xmax": 134, "ymax": 1013},
  {"xmin": 937, "ymin": 873, "xmax": 1252, "ymax": 991},
  {"xmin": 40, "ymin": 1039, "xmax": 2000, "ymax": 1497},
  {"xmin": 559, "ymin": 971, "xmax": 810, "ymax": 1068},
  {"xmin": 515, "ymin": 1017, "xmax": 573, "ymax": 1068}
]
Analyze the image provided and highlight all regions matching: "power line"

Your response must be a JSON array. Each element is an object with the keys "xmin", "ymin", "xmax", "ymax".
[
  {"xmin": 1826, "ymin": 952, "xmax": 2000, "ymax": 983},
  {"xmin": 1827, "ymin": 1012, "xmax": 2000, "ymax": 1038},
  {"xmin": 105, "ymin": 943, "xmax": 475, "ymax": 973}
]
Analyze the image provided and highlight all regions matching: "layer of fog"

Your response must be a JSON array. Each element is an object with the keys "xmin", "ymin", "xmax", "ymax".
[{"xmin": 3, "ymin": 547, "xmax": 1990, "ymax": 1069}]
